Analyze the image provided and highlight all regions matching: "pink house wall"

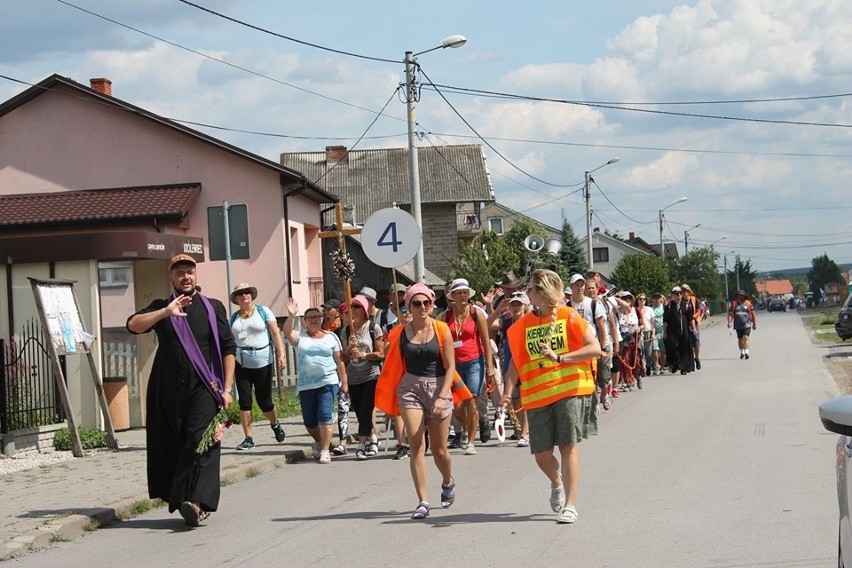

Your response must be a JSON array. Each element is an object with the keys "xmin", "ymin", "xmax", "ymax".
[{"xmin": 0, "ymin": 84, "xmax": 323, "ymax": 315}]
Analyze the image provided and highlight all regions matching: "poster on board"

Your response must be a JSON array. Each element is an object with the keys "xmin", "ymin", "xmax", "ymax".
[{"xmin": 33, "ymin": 282, "xmax": 95, "ymax": 355}]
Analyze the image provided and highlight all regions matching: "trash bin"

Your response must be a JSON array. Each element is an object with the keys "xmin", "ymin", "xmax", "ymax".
[{"xmin": 103, "ymin": 376, "xmax": 130, "ymax": 431}]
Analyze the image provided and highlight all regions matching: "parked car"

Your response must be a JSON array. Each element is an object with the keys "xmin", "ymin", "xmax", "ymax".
[
  {"xmin": 836, "ymin": 295, "xmax": 852, "ymax": 341},
  {"xmin": 767, "ymin": 298, "xmax": 787, "ymax": 312},
  {"xmin": 819, "ymin": 397, "xmax": 852, "ymax": 566}
]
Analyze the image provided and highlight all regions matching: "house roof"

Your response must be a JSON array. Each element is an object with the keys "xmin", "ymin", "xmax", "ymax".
[
  {"xmin": 0, "ymin": 184, "xmax": 201, "ymax": 229},
  {"xmin": 756, "ymin": 279, "xmax": 793, "ymax": 296},
  {"xmin": 0, "ymin": 74, "xmax": 338, "ymax": 205},
  {"xmin": 280, "ymin": 145, "xmax": 494, "ymax": 225},
  {"xmin": 480, "ymin": 201, "xmax": 561, "ymax": 237},
  {"xmin": 626, "ymin": 236, "xmax": 680, "ymax": 260},
  {"xmin": 581, "ymin": 232, "xmax": 649, "ymax": 256}
]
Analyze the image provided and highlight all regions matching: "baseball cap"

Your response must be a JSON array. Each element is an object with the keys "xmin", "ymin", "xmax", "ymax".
[
  {"xmin": 569, "ymin": 274, "xmax": 585, "ymax": 285},
  {"xmin": 322, "ymin": 298, "xmax": 341, "ymax": 309},
  {"xmin": 389, "ymin": 283, "xmax": 407, "ymax": 295},
  {"xmin": 509, "ymin": 292, "xmax": 530, "ymax": 305},
  {"xmin": 169, "ymin": 254, "xmax": 196, "ymax": 270},
  {"xmin": 672, "ymin": 286, "xmax": 682, "ymax": 293}
]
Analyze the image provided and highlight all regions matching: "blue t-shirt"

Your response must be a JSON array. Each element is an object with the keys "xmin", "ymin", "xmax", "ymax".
[{"xmin": 296, "ymin": 331, "xmax": 342, "ymax": 392}]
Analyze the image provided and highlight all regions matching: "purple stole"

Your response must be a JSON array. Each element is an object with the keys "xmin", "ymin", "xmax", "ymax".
[{"xmin": 169, "ymin": 293, "xmax": 225, "ymax": 407}]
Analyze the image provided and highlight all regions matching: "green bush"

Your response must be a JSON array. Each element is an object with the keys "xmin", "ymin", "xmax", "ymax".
[
  {"xmin": 53, "ymin": 425, "xmax": 109, "ymax": 451},
  {"xmin": 226, "ymin": 386, "xmax": 301, "ymax": 424}
]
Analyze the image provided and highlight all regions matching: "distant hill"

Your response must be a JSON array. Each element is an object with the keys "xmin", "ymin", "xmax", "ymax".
[{"xmin": 763, "ymin": 263, "xmax": 852, "ymax": 279}]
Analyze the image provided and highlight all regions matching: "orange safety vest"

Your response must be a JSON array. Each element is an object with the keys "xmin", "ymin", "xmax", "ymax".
[
  {"xmin": 506, "ymin": 306, "xmax": 595, "ymax": 410},
  {"xmin": 374, "ymin": 320, "xmax": 472, "ymax": 416}
]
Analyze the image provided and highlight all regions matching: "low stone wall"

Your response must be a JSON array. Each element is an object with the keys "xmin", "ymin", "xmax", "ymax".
[{"xmin": 1, "ymin": 423, "xmax": 65, "ymax": 457}]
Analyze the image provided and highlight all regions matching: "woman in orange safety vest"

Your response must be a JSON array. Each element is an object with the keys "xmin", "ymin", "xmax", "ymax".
[{"xmin": 500, "ymin": 269, "xmax": 602, "ymax": 525}]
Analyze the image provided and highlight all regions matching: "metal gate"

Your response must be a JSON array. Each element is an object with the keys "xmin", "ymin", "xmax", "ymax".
[{"xmin": 0, "ymin": 319, "xmax": 64, "ymax": 436}]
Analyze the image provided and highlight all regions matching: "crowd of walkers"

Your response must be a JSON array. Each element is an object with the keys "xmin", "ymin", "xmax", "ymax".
[
  {"xmin": 276, "ymin": 270, "xmax": 710, "ymax": 523},
  {"xmin": 128, "ymin": 252, "xmax": 710, "ymax": 529}
]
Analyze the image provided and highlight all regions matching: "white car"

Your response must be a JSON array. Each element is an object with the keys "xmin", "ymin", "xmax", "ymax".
[{"xmin": 819, "ymin": 396, "xmax": 852, "ymax": 566}]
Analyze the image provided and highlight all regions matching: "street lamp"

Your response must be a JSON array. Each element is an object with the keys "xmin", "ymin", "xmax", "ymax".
[
  {"xmin": 710, "ymin": 235, "xmax": 728, "ymax": 251},
  {"xmin": 722, "ymin": 250, "xmax": 735, "ymax": 302},
  {"xmin": 683, "ymin": 223, "xmax": 701, "ymax": 253},
  {"xmin": 406, "ymin": 35, "xmax": 467, "ymax": 283},
  {"xmin": 658, "ymin": 197, "xmax": 687, "ymax": 259},
  {"xmin": 584, "ymin": 157, "xmax": 620, "ymax": 270}
]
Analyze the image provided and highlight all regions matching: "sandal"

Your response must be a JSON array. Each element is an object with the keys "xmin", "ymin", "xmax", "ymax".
[
  {"xmin": 179, "ymin": 501, "xmax": 201, "ymax": 527},
  {"xmin": 411, "ymin": 501, "xmax": 430, "ymax": 520},
  {"xmin": 549, "ymin": 478, "xmax": 565, "ymax": 513},
  {"xmin": 557, "ymin": 504, "xmax": 578, "ymax": 524},
  {"xmin": 440, "ymin": 476, "xmax": 456, "ymax": 508},
  {"xmin": 197, "ymin": 511, "xmax": 210, "ymax": 523}
]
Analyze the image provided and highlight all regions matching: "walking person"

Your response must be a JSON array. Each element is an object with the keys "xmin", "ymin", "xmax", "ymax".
[
  {"xmin": 727, "ymin": 290, "xmax": 757, "ymax": 359},
  {"xmin": 681, "ymin": 284, "xmax": 702, "ymax": 369},
  {"xmin": 636, "ymin": 294, "xmax": 655, "ymax": 378},
  {"xmin": 663, "ymin": 286, "xmax": 695, "ymax": 375},
  {"xmin": 283, "ymin": 299, "xmax": 348, "ymax": 464},
  {"xmin": 651, "ymin": 293, "xmax": 666, "ymax": 374},
  {"xmin": 375, "ymin": 283, "xmax": 465, "ymax": 520},
  {"xmin": 500, "ymin": 269, "xmax": 602, "ymax": 524},
  {"xmin": 488, "ymin": 290, "xmax": 531, "ymax": 443},
  {"xmin": 229, "ymin": 283, "xmax": 287, "ymax": 451},
  {"xmin": 438, "ymin": 278, "xmax": 495, "ymax": 454},
  {"xmin": 126, "ymin": 254, "xmax": 236, "ymax": 527},
  {"xmin": 340, "ymin": 295, "xmax": 384, "ymax": 459},
  {"xmin": 584, "ymin": 281, "xmax": 615, "ymax": 411}
]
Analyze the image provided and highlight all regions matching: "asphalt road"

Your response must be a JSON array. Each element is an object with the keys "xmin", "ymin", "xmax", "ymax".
[{"xmin": 13, "ymin": 312, "xmax": 840, "ymax": 568}]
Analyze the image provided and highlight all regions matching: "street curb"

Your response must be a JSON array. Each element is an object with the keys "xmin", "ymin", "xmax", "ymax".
[{"xmin": 0, "ymin": 448, "xmax": 310, "ymax": 561}]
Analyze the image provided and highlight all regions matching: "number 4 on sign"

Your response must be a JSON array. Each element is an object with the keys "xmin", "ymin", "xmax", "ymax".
[{"xmin": 377, "ymin": 222, "xmax": 402, "ymax": 252}]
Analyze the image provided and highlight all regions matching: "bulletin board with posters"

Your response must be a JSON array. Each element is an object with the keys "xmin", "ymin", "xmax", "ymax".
[{"xmin": 28, "ymin": 278, "xmax": 118, "ymax": 456}]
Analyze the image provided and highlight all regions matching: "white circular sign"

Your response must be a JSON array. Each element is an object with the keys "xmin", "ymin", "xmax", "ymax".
[{"xmin": 361, "ymin": 208, "xmax": 422, "ymax": 268}]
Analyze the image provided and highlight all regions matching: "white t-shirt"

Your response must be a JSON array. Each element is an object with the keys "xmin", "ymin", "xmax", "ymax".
[{"xmin": 231, "ymin": 306, "xmax": 275, "ymax": 369}]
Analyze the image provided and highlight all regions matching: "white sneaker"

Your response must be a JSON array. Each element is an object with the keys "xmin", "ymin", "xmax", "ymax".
[
  {"xmin": 464, "ymin": 443, "xmax": 477, "ymax": 455},
  {"xmin": 318, "ymin": 450, "xmax": 331, "ymax": 464}
]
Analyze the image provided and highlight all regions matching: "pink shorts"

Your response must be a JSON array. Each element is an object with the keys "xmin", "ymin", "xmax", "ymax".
[{"xmin": 397, "ymin": 372, "xmax": 452, "ymax": 420}]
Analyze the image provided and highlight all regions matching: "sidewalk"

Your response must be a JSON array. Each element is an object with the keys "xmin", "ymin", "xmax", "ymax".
[{"xmin": 0, "ymin": 416, "xmax": 316, "ymax": 561}]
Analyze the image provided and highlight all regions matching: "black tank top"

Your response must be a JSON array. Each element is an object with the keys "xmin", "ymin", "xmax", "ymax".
[{"xmin": 401, "ymin": 331, "xmax": 445, "ymax": 378}]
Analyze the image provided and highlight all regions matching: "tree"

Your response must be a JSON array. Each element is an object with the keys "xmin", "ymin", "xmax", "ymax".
[
  {"xmin": 503, "ymin": 218, "xmax": 569, "ymax": 283},
  {"xmin": 807, "ymin": 253, "xmax": 843, "ymax": 298},
  {"xmin": 727, "ymin": 257, "xmax": 758, "ymax": 298},
  {"xmin": 670, "ymin": 247, "xmax": 723, "ymax": 300},
  {"xmin": 446, "ymin": 230, "xmax": 518, "ymax": 298},
  {"xmin": 609, "ymin": 253, "xmax": 671, "ymax": 296},
  {"xmin": 559, "ymin": 217, "xmax": 586, "ymax": 275}
]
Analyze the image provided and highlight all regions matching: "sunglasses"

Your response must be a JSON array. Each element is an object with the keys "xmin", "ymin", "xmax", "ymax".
[
  {"xmin": 236, "ymin": 290, "xmax": 252, "ymax": 296},
  {"xmin": 351, "ymin": 304, "xmax": 365, "ymax": 310},
  {"xmin": 410, "ymin": 299, "xmax": 432, "ymax": 309}
]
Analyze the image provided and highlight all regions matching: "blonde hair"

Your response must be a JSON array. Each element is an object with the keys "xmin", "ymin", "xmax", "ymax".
[{"xmin": 529, "ymin": 269, "xmax": 565, "ymax": 309}]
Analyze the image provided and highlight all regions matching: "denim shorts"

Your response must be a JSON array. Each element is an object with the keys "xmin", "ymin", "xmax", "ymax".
[
  {"xmin": 456, "ymin": 356, "xmax": 485, "ymax": 397},
  {"xmin": 299, "ymin": 383, "xmax": 338, "ymax": 429}
]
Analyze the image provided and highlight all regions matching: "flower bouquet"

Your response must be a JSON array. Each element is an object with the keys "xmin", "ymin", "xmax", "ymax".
[
  {"xmin": 330, "ymin": 248, "xmax": 356, "ymax": 280},
  {"xmin": 196, "ymin": 408, "xmax": 233, "ymax": 454}
]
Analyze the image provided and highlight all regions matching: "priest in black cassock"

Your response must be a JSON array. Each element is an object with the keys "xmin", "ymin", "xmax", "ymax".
[
  {"xmin": 127, "ymin": 254, "xmax": 235, "ymax": 527},
  {"xmin": 662, "ymin": 286, "xmax": 695, "ymax": 375}
]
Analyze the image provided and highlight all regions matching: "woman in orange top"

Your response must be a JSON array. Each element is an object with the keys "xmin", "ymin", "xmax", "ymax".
[
  {"xmin": 375, "ymin": 283, "xmax": 457, "ymax": 520},
  {"xmin": 500, "ymin": 269, "xmax": 601, "ymax": 525}
]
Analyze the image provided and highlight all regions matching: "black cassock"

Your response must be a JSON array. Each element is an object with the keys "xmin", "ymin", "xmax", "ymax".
[
  {"xmin": 128, "ymin": 295, "xmax": 235, "ymax": 513},
  {"xmin": 663, "ymin": 299, "xmax": 695, "ymax": 373}
]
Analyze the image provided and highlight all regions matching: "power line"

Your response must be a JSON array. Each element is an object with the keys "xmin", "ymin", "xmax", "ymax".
[
  {"xmin": 429, "ymin": 84, "xmax": 852, "ymax": 129},
  {"xmin": 418, "ymin": 66, "xmax": 579, "ymax": 188},
  {"xmin": 175, "ymin": 0, "xmax": 399, "ymax": 64},
  {"xmin": 54, "ymin": 0, "xmax": 405, "ymax": 123}
]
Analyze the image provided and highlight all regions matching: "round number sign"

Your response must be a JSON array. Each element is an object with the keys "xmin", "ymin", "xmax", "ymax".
[{"xmin": 361, "ymin": 208, "xmax": 422, "ymax": 268}]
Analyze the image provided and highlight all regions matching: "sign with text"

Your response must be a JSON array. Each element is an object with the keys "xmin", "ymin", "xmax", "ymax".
[
  {"xmin": 207, "ymin": 203, "xmax": 250, "ymax": 261},
  {"xmin": 361, "ymin": 208, "xmax": 421, "ymax": 268}
]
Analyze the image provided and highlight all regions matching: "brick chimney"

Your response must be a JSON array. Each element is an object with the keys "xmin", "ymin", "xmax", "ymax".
[
  {"xmin": 593, "ymin": 227, "xmax": 600, "ymax": 233},
  {"xmin": 90, "ymin": 78, "xmax": 112, "ymax": 96},
  {"xmin": 326, "ymin": 145, "xmax": 348, "ymax": 166},
  {"xmin": 629, "ymin": 232, "xmax": 635, "ymax": 239}
]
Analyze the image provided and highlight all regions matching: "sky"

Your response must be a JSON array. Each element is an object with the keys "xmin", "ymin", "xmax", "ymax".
[{"xmin": 2, "ymin": 0, "xmax": 851, "ymax": 275}]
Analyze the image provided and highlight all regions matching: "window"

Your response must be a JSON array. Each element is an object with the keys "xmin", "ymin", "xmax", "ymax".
[
  {"xmin": 488, "ymin": 217, "xmax": 504, "ymax": 234},
  {"xmin": 99, "ymin": 266, "xmax": 131, "ymax": 288},
  {"xmin": 592, "ymin": 247, "xmax": 609, "ymax": 263}
]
